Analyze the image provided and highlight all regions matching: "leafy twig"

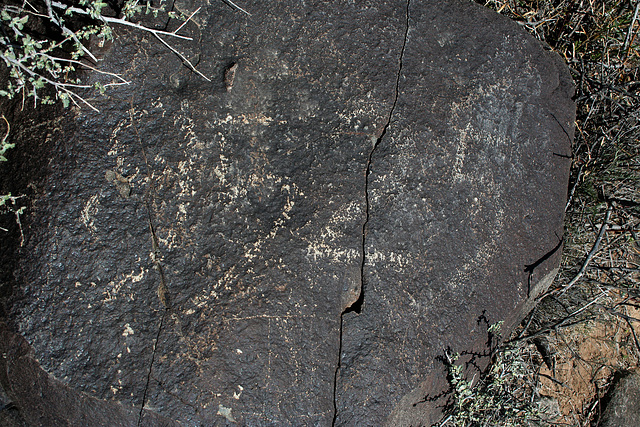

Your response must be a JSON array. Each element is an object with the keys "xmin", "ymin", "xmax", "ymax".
[
  {"xmin": 0, "ymin": 194, "xmax": 26, "ymax": 246},
  {"xmin": 2, "ymin": 0, "xmax": 211, "ymax": 110},
  {"xmin": 49, "ymin": 2, "xmax": 194, "ymax": 41},
  {"xmin": 0, "ymin": 115, "xmax": 11, "ymax": 162}
]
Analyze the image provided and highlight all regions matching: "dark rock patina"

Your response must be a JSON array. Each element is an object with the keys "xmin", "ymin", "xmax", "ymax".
[
  {"xmin": 599, "ymin": 370, "xmax": 640, "ymax": 427},
  {"xmin": 0, "ymin": 0, "xmax": 574, "ymax": 425}
]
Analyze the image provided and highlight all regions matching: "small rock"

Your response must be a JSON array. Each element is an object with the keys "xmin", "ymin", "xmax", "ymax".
[{"xmin": 600, "ymin": 370, "xmax": 640, "ymax": 427}]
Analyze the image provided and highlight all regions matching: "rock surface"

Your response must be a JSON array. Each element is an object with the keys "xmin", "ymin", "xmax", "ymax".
[
  {"xmin": 600, "ymin": 371, "xmax": 640, "ymax": 427},
  {"xmin": 338, "ymin": 1, "xmax": 574, "ymax": 424},
  {"xmin": 0, "ymin": 0, "xmax": 574, "ymax": 425},
  {"xmin": 0, "ymin": 323, "xmax": 176, "ymax": 427}
]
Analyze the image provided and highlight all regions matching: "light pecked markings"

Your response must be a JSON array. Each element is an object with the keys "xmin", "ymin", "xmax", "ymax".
[{"xmin": 331, "ymin": 0, "xmax": 412, "ymax": 424}]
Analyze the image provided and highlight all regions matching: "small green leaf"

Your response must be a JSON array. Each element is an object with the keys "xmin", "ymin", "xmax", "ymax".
[{"xmin": 59, "ymin": 93, "xmax": 70, "ymax": 108}]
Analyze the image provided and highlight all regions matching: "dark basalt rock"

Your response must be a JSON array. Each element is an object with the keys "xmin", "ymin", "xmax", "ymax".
[
  {"xmin": 0, "ymin": 323, "xmax": 177, "ymax": 427},
  {"xmin": 599, "ymin": 370, "xmax": 640, "ymax": 427},
  {"xmin": 337, "ymin": 1, "xmax": 574, "ymax": 424},
  {"xmin": 0, "ymin": 0, "xmax": 574, "ymax": 425}
]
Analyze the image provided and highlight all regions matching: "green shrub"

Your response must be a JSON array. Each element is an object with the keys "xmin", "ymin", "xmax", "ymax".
[
  {"xmin": 439, "ymin": 322, "xmax": 545, "ymax": 426},
  {"xmin": 0, "ymin": 0, "xmax": 196, "ymax": 111}
]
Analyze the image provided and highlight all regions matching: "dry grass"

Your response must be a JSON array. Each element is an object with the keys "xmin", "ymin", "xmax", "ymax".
[{"xmin": 463, "ymin": 0, "xmax": 640, "ymax": 426}]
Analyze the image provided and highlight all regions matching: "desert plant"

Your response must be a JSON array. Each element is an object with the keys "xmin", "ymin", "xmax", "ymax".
[
  {"xmin": 0, "ymin": 0, "xmax": 211, "ymax": 111},
  {"xmin": 438, "ymin": 322, "xmax": 545, "ymax": 427},
  {"xmin": 0, "ymin": 115, "xmax": 25, "ymax": 244},
  {"xmin": 0, "ymin": 192, "xmax": 25, "ymax": 246},
  {"xmin": 0, "ymin": 115, "xmax": 12, "ymax": 162}
]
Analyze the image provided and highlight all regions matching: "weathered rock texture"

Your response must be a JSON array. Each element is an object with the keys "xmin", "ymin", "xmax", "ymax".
[
  {"xmin": 0, "ymin": 323, "xmax": 176, "ymax": 426},
  {"xmin": 0, "ymin": 0, "xmax": 574, "ymax": 425},
  {"xmin": 600, "ymin": 370, "xmax": 640, "ymax": 427}
]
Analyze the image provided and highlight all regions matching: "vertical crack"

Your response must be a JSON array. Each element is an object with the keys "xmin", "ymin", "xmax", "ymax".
[
  {"xmin": 137, "ymin": 205, "xmax": 170, "ymax": 426},
  {"xmin": 129, "ymin": 100, "xmax": 171, "ymax": 426},
  {"xmin": 332, "ymin": 1, "xmax": 411, "ymax": 424},
  {"xmin": 137, "ymin": 308, "xmax": 166, "ymax": 426},
  {"xmin": 332, "ymin": 314, "xmax": 344, "ymax": 426},
  {"xmin": 348, "ymin": 0, "xmax": 410, "ymax": 315}
]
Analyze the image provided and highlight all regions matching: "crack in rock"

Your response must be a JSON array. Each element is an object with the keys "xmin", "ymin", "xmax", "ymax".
[
  {"xmin": 332, "ymin": 0, "xmax": 411, "ymax": 424},
  {"xmin": 137, "ymin": 308, "xmax": 165, "ymax": 427},
  {"xmin": 137, "ymin": 206, "xmax": 171, "ymax": 426},
  {"xmin": 130, "ymin": 110, "xmax": 172, "ymax": 427}
]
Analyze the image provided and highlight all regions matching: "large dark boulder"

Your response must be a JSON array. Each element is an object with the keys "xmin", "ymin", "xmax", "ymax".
[{"xmin": 0, "ymin": 0, "xmax": 574, "ymax": 425}]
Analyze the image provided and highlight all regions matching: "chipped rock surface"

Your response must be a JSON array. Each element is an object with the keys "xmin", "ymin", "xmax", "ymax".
[{"xmin": 1, "ymin": 0, "xmax": 573, "ymax": 425}]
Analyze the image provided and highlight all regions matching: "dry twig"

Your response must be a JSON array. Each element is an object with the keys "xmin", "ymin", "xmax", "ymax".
[{"xmin": 560, "ymin": 203, "xmax": 614, "ymax": 295}]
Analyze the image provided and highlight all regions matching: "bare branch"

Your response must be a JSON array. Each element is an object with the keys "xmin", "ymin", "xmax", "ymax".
[
  {"xmin": 623, "ymin": 0, "xmax": 640, "ymax": 55},
  {"xmin": 0, "ymin": 116, "xmax": 9, "ymax": 146},
  {"xmin": 37, "ymin": 53, "xmax": 131, "ymax": 85},
  {"xmin": 2, "ymin": 4, "xmax": 49, "ymax": 19},
  {"xmin": 507, "ymin": 293, "xmax": 607, "ymax": 344},
  {"xmin": 565, "ymin": 164, "xmax": 583, "ymax": 212},
  {"xmin": 174, "ymin": 7, "xmax": 202, "ymax": 34},
  {"xmin": 100, "ymin": 16, "xmax": 193, "ymax": 40},
  {"xmin": 560, "ymin": 202, "xmax": 614, "ymax": 295},
  {"xmin": 153, "ymin": 34, "xmax": 211, "ymax": 82},
  {"xmin": 223, "ymin": 0, "xmax": 252, "ymax": 16}
]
